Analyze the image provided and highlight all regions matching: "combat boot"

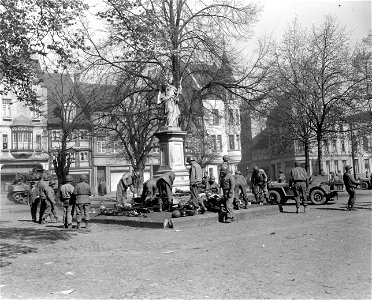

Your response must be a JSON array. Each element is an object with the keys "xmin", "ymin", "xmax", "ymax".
[
  {"xmin": 296, "ymin": 207, "xmax": 300, "ymax": 214},
  {"xmin": 278, "ymin": 204, "xmax": 283, "ymax": 213},
  {"xmin": 303, "ymin": 206, "xmax": 307, "ymax": 213}
]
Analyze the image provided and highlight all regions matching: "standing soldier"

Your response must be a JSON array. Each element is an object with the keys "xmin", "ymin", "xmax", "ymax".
[
  {"xmin": 116, "ymin": 172, "xmax": 138, "ymax": 207},
  {"xmin": 251, "ymin": 166, "xmax": 269, "ymax": 205},
  {"xmin": 220, "ymin": 164, "xmax": 235, "ymax": 223},
  {"xmin": 156, "ymin": 171, "xmax": 176, "ymax": 211},
  {"xmin": 343, "ymin": 165, "xmax": 360, "ymax": 211},
  {"xmin": 187, "ymin": 157, "xmax": 207, "ymax": 213},
  {"xmin": 60, "ymin": 175, "xmax": 75, "ymax": 229},
  {"xmin": 75, "ymin": 174, "xmax": 92, "ymax": 230},
  {"xmin": 38, "ymin": 173, "xmax": 49, "ymax": 223},
  {"xmin": 234, "ymin": 170, "xmax": 250, "ymax": 209},
  {"xmin": 219, "ymin": 155, "xmax": 230, "ymax": 188},
  {"xmin": 288, "ymin": 161, "xmax": 309, "ymax": 214},
  {"xmin": 28, "ymin": 173, "xmax": 40, "ymax": 223},
  {"xmin": 40, "ymin": 177, "xmax": 61, "ymax": 224},
  {"xmin": 141, "ymin": 178, "xmax": 158, "ymax": 205}
]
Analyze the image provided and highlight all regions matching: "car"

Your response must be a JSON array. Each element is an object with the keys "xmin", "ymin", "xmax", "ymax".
[
  {"xmin": 357, "ymin": 178, "xmax": 372, "ymax": 190},
  {"xmin": 268, "ymin": 175, "xmax": 343, "ymax": 205}
]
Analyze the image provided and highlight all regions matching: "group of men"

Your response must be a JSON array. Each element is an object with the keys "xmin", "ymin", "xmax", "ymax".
[{"xmin": 28, "ymin": 173, "xmax": 93, "ymax": 230}]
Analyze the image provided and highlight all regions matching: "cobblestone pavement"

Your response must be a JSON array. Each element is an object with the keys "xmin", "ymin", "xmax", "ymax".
[{"xmin": 0, "ymin": 190, "xmax": 371, "ymax": 299}]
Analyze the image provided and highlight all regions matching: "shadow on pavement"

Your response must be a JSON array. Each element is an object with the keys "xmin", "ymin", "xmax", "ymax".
[{"xmin": 0, "ymin": 226, "xmax": 77, "ymax": 267}]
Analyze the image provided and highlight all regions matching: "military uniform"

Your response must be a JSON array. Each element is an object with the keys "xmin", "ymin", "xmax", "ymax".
[
  {"xmin": 41, "ymin": 183, "xmax": 60, "ymax": 223},
  {"xmin": 60, "ymin": 182, "xmax": 75, "ymax": 228},
  {"xmin": 251, "ymin": 169, "xmax": 269, "ymax": 204},
  {"xmin": 343, "ymin": 168, "xmax": 359, "ymax": 210},
  {"xmin": 75, "ymin": 178, "xmax": 92, "ymax": 229},
  {"xmin": 116, "ymin": 172, "xmax": 135, "ymax": 206},
  {"xmin": 289, "ymin": 165, "xmax": 309, "ymax": 213},
  {"xmin": 29, "ymin": 181, "xmax": 40, "ymax": 223},
  {"xmin": 156, "ymin": 172, "xmax": 175, "ymax": 211},
  {"xmin": 189, "ymin": 160, "xmax": 206, "ymax": 211},
  {"xmin": 220, "ymin": 172, "xmax": 235, "ymax": 222},
  {"xmin": 141, "ymin": 178, "xmax": 158, "ymax": 204},
  {"xmin": 206, "ymin": 180, "xmax": 219, "ymax": 194},
  {"xmin": 234, "ymin": 173, "xmax": 249, "ymax": 208}
]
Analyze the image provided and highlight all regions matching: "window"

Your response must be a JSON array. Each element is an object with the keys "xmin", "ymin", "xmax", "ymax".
[
  {"xmin": 235, "ymin": 110, "xmax": 240, "ymax": 125},
  {"xmin": 212, "ymin": 109, "xmax": 220, "ymax": 125},
  {"xmin": 354, "ymin": 159, "xmax": 359, "ymax": 173},
  {"xmin": 228, "ymin": 109, "xmax": 234, "ymax": 125},
  {"xmin": 113, "ymin": 141, "xmax": 120, "ymax": 153},
  {"xmin": 12, "ymin": 127, "xmax": 32, "ymax": 150},
  {"xmin": 229, "ymin": 135, "xmax": 235, "ymax": 150},
  {"xmin": 323, "ymin": 140, "xmax": 329, "ymax": 154},
  {"xmin": 332, "ymin": 140, "xmax": 337, "ymax": 153},
  {"xmin": 97, "ymin": 137, "xmax": 107, "ymax": 154},
  {"xmin": 63, "ymin": 102, "xmax": 76, "ymax": 122},
  {"xmin": 2, "ymin": 134, "xmax": 8, "ymax": 150},
  {"xmin": 80, "ymin": 151, "xmax": 89, "ymax": 162},
  {"xmin": 342, "ymin": 160, "xmax": 347, "ymax": 169},
  {"xmin": 341, "ymin": 140, "xmax": 346, "ymax": 152},
  {"xmin": 35, "ymin": 135, "xmax": 41, "ymax": 151},
  {"xmin": 31, "ymin": 107, "xmax": 40, "ymax": 120},
  {"xmin": 363, "ymin": 136, "xmax": 369, "ymax": 152},
  {"xmin": 325, "ymin": 160, "xmax": 330, "ymax": 174},
  {"xmin": 2, "ymin": 99, "xmax": 12, "ymax": 118},
  {"xmin": 209, "ymin": 168, "xmax": 214, "ymax": 178},
  {"xmin": 210, "ymin": 135, "xmax": 217, "ymax": 151},
  {"xmin": 364, "ymin": 159, "xmax": 370, "ymax": 173},
  {"xmin": 217, "ymin": 135, "xmax": 222, "ymax": 151},
  {"xmin": 236, "ymin": 134, "xmax": 240, "ymax": 150},
  {"xmin": 339, "ymin": 124, "xmax": 344, "ymax": 132},
  {"xmin": 52, "ymin": 130, "xmax": 61, "ymax": 141},
  {"xmin": 334, "ymin": 160, "xmax": 339, "ymax": 172}
]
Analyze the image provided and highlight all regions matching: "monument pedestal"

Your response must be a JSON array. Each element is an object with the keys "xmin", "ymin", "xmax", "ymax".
[{"xmin": 154, "ymin": 127, "xmax": 189, "ymax": 191}]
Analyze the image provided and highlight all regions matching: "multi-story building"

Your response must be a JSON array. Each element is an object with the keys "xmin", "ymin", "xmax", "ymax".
[{"xmin": 0, "ymin": 80, "xmax": 49, "ymax": 192}]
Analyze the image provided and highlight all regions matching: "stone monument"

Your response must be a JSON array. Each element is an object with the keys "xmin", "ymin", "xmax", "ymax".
[{"xmin": 155, "ymin": 78, "xmax": 189, "ymax": 190}]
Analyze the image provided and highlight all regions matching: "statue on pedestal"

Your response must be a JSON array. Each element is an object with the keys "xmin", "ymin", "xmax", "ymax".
[{"xmin": 157, "ymin": 78, "xmax": 182, "ymax": 128}]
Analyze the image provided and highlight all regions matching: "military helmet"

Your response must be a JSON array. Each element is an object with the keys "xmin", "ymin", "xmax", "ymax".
[
  {"xmin": 209, "ymin": 176, "xmax": 215, "ymax": 181},
  {"xmin": 79, "ymin": 174, "xmax": 88, "ymax": 182},
  {"xmin": 172, "ymin": 210, "xmax": 181, "ymax": 218},
  {"xmin": 220, "ymin": 164, "xmax": 229, "ymax": 173},
  {"xmin": 345, "ymin": 165, "xmax": 352, "ymax": 171},
  {"xmin": 222, "ymin": 155, "xmax": 229, "ymax": 162},
  {"xmin": 42, "ymin": 173, "xmax": 49, "ymax": 181},
  {"xmin": 186, "ymin": 156, "xmax": 195, "ymax": 163},
  {"xmin": 65, "ymin": 175, "xmax": 73, "ymax": 182},
  {"xmin": 33, "ymin": 173, "xmax": 41, "ymax": 181},
  {"xmin": 252, "ymin": 166, "xmax": 259, "ymax": 172}
]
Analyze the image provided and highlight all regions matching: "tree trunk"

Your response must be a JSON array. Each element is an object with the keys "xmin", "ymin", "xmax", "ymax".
[
  {"xmin": 304, "ymin": 139, "xmax": 310, "ymax": 172},
  {"xmin": 316, "ymin": 133, "xmax": 323, "ymax": 174}
]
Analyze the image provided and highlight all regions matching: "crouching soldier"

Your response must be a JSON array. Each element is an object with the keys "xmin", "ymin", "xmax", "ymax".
[
  {"xmin": 75, "ymin": 174, "xmax": 92, "ymax": 230},
  {"xmin": 141, "ymin": 178, "xmax": 158, "ymax": 206},
  {"xmin": 220, "ymin": 164, "xmax": 235, "ymax": 223},
  {"xmin": 60, "ymin": 175, "xmax": 75, "ymax": 229},
  {"xmin": 156, "ymin": 171, "xmax": 175, "ymax": 211},
  {"xmin": 116, "ymin": 172, "xmax": 138, "ymax": 207},
  {"xmin": 40, "ymin": 177, "xmax": 61, "ymax": 224},
  {"xmin": 234, "ymin": 170, "xmax": 250, "ymax": 209}
]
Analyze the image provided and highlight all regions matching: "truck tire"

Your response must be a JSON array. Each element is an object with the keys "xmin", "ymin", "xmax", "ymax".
[
  {"xmin": 360, "ymin": 181, "xmax": 369, "ymax": 190},
  {"xmin": 268, "ymin": 190, "xmax": 281, "ymax": 204},
  {"xmin": 310, "ymin": 188, "xmax": 326, "ymax": 205}
]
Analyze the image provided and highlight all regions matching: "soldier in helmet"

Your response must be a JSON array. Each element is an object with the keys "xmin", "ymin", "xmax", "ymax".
[
  {"xmin": 234, "ymin": 170, "xmax": 250, "ymax": 209},
  {"xmin": 116, "ymin": 171, "xmax": 138, "ymax": 207},
  {"xmin": 75, "ymin": 174, "xmax": 92, "ymax": 230},
  {"xmin": 187, "ymin": 156, "xmax": 207, "ymax": 213},
  {"xmin": 40, "ymin": 176, "xmax": 61, "ymax": 224},
  {"xmin": 219, "ymin": 155, "xmax": 230, "ymax": 188},
  {"xmin": 206, "ymin": 176, "xmax": 219, "ymax": 194},
  {"xmin": 28, "ymin": 173, "xmax": 41, "ymax": 223},
  {"xmin": 289, "ymin": 161, "xmax": 309, "ymax": 213},
  {"xmin": 343, "ymin": 165, "xmax": 360, "ymax": 211},
  {"xmin": 220, "ymin": 164, "xmax": 235, "ymax": 223},
  {"xmin": 60, "ymin": 174, "xmax": 75, "ymax": 229},
  {"xmin": 251, "ymin": 166, "xmax": 269, "ymax": 205},
  {"xmin": 38, "ymin": 173, "xmax": 50, "ymax": 223},
  {"xmin": 156, "ymin": 171, "xmax": 176, "ymax": 211}
]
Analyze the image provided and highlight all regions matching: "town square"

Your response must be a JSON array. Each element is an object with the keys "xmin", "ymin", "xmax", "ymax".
[{"xmin": 0, "ymin": 0, "xmax": 371, "ymax": 299}]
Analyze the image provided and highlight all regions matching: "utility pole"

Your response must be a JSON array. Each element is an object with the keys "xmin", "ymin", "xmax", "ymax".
[{"xmin": 350, "ymin": 123, "xmax": 357, "ymax": 178}]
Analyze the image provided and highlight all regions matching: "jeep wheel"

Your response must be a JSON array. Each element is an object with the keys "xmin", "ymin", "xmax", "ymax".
[
  {"xmin": 268, "ymin": 190, "xmax": 281, "ymax": 204},
  {"xmin": 360, "ymin": 181, "xmax": 369, "ymax": 190},
  {"xmin": 310, "ymin": 189, "xmax": 326, "ymax": 205}
]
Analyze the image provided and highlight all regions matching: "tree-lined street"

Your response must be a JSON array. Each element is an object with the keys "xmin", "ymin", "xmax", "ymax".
[{"xmin": 1, "ymin": 191, "xmax": 371, "ymax": 299}]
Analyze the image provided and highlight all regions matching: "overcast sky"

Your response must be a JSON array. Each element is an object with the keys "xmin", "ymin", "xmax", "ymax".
[{"xmin": 251, "ymin": 0, "xmax": 371, "ymax": 44}]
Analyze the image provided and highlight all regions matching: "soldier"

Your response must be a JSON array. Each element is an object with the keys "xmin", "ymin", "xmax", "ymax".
[
  {"xmin": 40, "ymin": 177, "xmax": 61, "ymax": 224},
  {"xmin": 60, "ymin": 175, "xmax": 75, "ymax": 229},
  {"xmin": 343, "ymin": 165, "xmax": 360, "ymax": 211},
  {"xmin": 234, "ymin": 170, "xmax": 250, "ymax": 209},
  {"xmin": 75, "ymin": 174, "xmax": 92, "ymax": 230},
  {"xmin": 28, "ymin": 173, "xmax": 41, "ymax": 223},
  {"xmin": 141, "ymin": 178, "xmax": 158, "ymax": 205},
  {"xmin": 156, "ymin": 171, "xmax": 176, "ymax": 211},
  {"xmin": 205, "ymin": 176, "xmax": 219, "ymax": 194},
  {"xmin": 220, "ymin": 164, "xmax": 235, "ymax": 223},
  {"xmin": 201, "ymin": 171, "xmax": 209, "ymax": 192},
  {"xmin": 218, "ymin": 155, "xmax": 230, "ymax": 189},
  {"xmin": 288, "ymin": 161, "xmax": 309, "ymax": 214},
  {"xmin": 251, "ymin": 166, "xmax": 269, "ymax": 205},
  {"xmin": 278, "ymin": 170, "xmax": 286, "ymax": 183},
  {"xmin": 116, "ymin": 172, "xmax": 138, "ymax": 207},
  {"xmin": 187, "ymin": 157, "xmax": 207, "ymax": 213}
]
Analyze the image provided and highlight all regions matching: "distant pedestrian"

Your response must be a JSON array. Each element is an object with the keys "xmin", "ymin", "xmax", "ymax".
[
  {"xmin": 156, "ymin": 172, "xmax": 175, "ymax": 211},
  {"xmin": 251, "ymin": 166, "xmax": 269, "ymax": 205},
  {"xmin": 187, "ymin": 157, "xmax": 207, "ymax": 213},
  {"xmin": 278, "ymin": 170, "xmax": 286, "ymax": 183},
  {"xmin": 343, "ymin": 165, "xmax": 360, "ymax": 211},
  {"xmin": 220, "ymin": 164, "xmax": 235, "ymax": 223},
  {"xmin": 288, "ymin": 162, "xmax": 309, "ymax": 214},
  {"xmin": 75, "ymin": 174, "xmax": 92, "ymax": 230},
  {"xmin": 60, "ymin": 175, "xmax": 75, "ymax": 230},
  {"xmin": 98, "ymin": 180, "xmax": 107, "ymax": 196},
  {"xmin": 116, "ymin": 172, "xmax": 138, "ymax": 207}
]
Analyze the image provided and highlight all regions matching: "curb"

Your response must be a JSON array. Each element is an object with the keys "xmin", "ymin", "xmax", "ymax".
[{"xmin": 90, "ymin": 205, "xmax": 280, "ymax": 229}]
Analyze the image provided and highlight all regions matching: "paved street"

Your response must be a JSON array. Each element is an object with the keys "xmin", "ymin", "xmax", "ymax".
[{"xmin": 0, "ymin": 190, "xmax": 371, "ymax": 299}]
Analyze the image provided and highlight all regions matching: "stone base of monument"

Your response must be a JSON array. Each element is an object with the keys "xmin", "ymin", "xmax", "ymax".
[{"xmin": 154, "ymin": 127, "xmax": 190, "ymax": 191}]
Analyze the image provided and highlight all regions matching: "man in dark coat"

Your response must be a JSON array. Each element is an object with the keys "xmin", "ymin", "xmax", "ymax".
[
  {"xmin": 289, "ymin": 161, "xmax": 309, "ymax": 214},
  {"xmin": 343, "ymin": 165, "xmax": 360, "ymax": 210},
  {"xmin": 220, "ymin": 164, "xmax": 235, "ymax": 223},
  {"xmin": 28, "ymin": 173, "xmax": 41, "ymax": 223},
  {"xmin": 156, "ymin": 171, "xmax": 175, "ymax": 211},
  {"xmin": 251, "ymin": 166, "xmax": 269, "ymax": 205},
  {"xmin": 75, "ymin": 174, "xmax": 92, "ymax": 230},
  {"xmin": 187, "ymin": 157, "xmax": 207, "ymax": 213}
]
